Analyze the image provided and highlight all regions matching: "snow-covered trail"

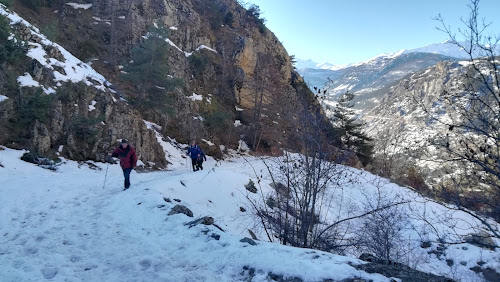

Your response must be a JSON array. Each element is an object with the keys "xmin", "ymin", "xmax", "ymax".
[{"xmin": 0, "ymin": 148, "xmax": 389, "ymax": 281}]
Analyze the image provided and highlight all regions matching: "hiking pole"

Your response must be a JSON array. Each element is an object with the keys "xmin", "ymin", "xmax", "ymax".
[
  {"xmin": 199, "ymin": 159, "xmax": 220, "ymax": 182},
  {"xmin": 103, "ymin": 160, "xmax": 109, "ymax": 190}
]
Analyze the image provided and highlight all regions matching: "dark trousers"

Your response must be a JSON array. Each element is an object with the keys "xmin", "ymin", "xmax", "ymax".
[
  {"xmin": 123, "ymin": 168, "xmax": 133, "ymax": 188},
  {"xmin": 191, "ymin": 158, "xmax": 198, "ymax": 171},
  {"xmin": 197, "ymin": 159, "xmax": 204, "ymax": 170}
]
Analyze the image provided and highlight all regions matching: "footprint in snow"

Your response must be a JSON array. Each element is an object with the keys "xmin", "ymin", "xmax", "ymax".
[
  {"xmin": 139, "ymin": 259, "xmax": 152, "ymax": 269},
  {"xmin": 69, "ymin": 255, "xmax": 80, "ymax": 263},
  {"xmin": 24, "ymin": 246, "xmax": 39, "ymax": 255},
  {"xmin": 41, "ymin": 267, "xmax": 58, "ymax": 279}
]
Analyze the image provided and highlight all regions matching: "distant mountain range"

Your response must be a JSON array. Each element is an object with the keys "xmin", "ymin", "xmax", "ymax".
[
  {"xmin": 295, "ymin": 41, "xmax": 479, "ymax": 110},
  {"xmin": 296, "ymin": 40, "xmax": 475, "ymax": 72},
  {"xmin": 295, "ymin": 59, "xmax": 347, "ymax": 71}
]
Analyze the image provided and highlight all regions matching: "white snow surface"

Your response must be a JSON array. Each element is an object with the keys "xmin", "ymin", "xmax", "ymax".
[
  {"xmin": 0, "ymin": 95, "xmax": 8, "ymax": 102},
  {"xmin": 88, "ymin": 100, "xmax": 97, "ymax": 111},
  {"xmin": 143, "ymin": 120, "xmax": 187, "ymax": 170},
  {"xmin": 65, "ymin": 3, "xmax": 93, "ymax": 10},
  {"xmin": 195, "ymin": 45, "xmax": 217, "ymax": 53},
  {"xmin": 0, "ymin": 146, "xmax": 391, "ymax": 282},
  {"xmin": 187, "ymin": 93, "xmax": 203, "ymax": 101},
  {"xmin": 1, "ymin": 134, "xmax": 499, "ymax": 281},
  {"xmin": 201, "ymin": 138, "xmax": 215, "ymax": 146},
  {"xmin": 164, "ymin": 38, "xmax": 216, "ymax": 58},
  {"xmin": 17, "ymin": 73, "xmax": 40, "ymax": 87}
]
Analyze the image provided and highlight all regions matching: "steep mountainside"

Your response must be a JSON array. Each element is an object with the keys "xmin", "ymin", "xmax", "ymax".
[
  {"xmin": 0, "ymin": 0, "xmax": 331, "ymax": 167},
  {"xmin": 298, "ymin": 51, "xmax": 458, "ymax": 111},
  {"xmin": 362, "ymin": 59, "xmax": 493, "ymax": 188},
  {"xmin": 403, "ymin": 40, "xmax": 500, "ymax": 59},
  {"xmin": 298, "ymin": 40, "xmax": 500, "ymax": 113}
]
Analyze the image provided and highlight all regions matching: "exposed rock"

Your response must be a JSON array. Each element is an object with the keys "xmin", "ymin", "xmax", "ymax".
[
  {"xmin": 3, "ymin": 0, "xmax": 335, "ymax": 169},
  {"xmin": 240, "ymin": 237, "xmax": 256, "ymax": 246},
  {"xmin": 31, "ymin": 120, "xmax": 51, "ymax": 154},
  {"xmin": 244, "ymin": 179, "xmax": 257, "ymax": 193},
  {"xmin": 202, "ymin": 216, "xmax": 214, "ymax": 225},
  {"xmin": 482, "ymin": 268, "xmax": 500, "ymax": 282},
  {"xmin": 465, "ymin": 231, "xmax": 497, "ymax": 250},
  {"xmin": 168, "ymin": 205, "xmax": 193, "ymax": 217},
  {"xmin": 266, "ymin": 272, "xmax": 303, "ymax": 282},
  {"xmin": 270, "ymin": 182, "xmax": 290, "ymax": 198},
  {"xmin": 357, "ymin": 253, "xmax": 452, "ymax": 282},
  {"xmin": 185, "ymin": 216, "xmax": 214, "ymax": 227},
  {"xmin": 45, "ymin": 45, "xmax": 65, "ymax": 62},
  {"xmin": 247, "ymin": 229, "xmax": 257, "ymax": 240},
  {"xmin": 9, "ymin": 0, "xmax": 330, "ymax": 157},
  {"xmin": 470, "ymin": 266, "xmax": 500, "ymax": 282},
  {"xmin": 420, "ymin": 241, "xmax": 432, "ymax": 249}
]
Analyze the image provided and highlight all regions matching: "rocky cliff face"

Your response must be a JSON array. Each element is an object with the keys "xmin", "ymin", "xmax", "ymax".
[
  {"xmin": 0, "ymin": 0, "xmax": 327, "ymax": 167},
  {"xmin": 362, "ymin": 59, "xmax": 487, "ymax": 186}
]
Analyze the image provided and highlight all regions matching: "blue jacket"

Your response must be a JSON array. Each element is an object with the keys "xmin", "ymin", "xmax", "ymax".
[{"xmin": 187, "ymin": 145, "xmax": 202, "ymax": 160}]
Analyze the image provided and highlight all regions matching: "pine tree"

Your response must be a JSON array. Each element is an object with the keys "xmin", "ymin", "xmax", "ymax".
[
  {"xmin": 121, "ymin": 23, "xmax": 181, "ymax": 115},
  {"xmin": 331, "ymin": 91, "xmax": 373, "ymax": 165},
  {"xmin": 0, "ymin": 15, "xmax": 26, "ymax": 63}
]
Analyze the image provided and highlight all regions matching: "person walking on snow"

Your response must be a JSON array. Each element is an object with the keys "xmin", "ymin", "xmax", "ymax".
[
  {"xmin": 109, "ymin": 139, "xmax": 137, "ymax": 190},
  {"xmin": 187, "ymin": 140, "xmax": 205, "ymax": 171},
  {"xmin": 196, "ymin": 147, "xmax": 207, "ymax": 171}
]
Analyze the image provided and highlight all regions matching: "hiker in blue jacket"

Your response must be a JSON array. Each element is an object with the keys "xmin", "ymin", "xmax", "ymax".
[
  {"xmin": 187, "ymin": 140, "xmax": 206, "ymax": 171},
  {"xmin": 196, "ymin": 147, "xmax": 207, "ymax": 171}
]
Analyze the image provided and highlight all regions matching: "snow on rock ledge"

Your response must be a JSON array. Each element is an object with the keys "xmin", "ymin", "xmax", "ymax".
[
  {"xmin": 65, "ymin": 3, "xmax": 93, "ymax": 10},
  {"xmin": 0, "ymin": 5, "xmax": 111, "ymax": 94},
  {"xmin": 143, "ymin": 120, "xmax": 188, "ymax": 170}
]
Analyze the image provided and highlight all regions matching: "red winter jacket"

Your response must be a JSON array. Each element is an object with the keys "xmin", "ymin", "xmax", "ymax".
[{"xmin": 111, "ymin": 145, "xmax": 138, "ymax": 169}]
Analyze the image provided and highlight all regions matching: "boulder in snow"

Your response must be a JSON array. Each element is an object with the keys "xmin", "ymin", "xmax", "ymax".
[{"xmin": 168, "ymin": 205, "xmax": 193, "ymax": 217}]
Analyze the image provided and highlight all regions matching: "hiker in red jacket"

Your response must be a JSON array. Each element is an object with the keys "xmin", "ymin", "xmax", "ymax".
[{"xmin": 109, "ymin": 139, "xmax": 137, "ymax": 190}]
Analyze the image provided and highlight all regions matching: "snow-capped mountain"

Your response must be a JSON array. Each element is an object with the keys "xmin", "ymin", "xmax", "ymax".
[
  {"xmin": 294, "ymin": 58, "xmax": 347, "ymax": 71},
  {"xmin": 296, "ymin": 40, "xmax": 497, "ymax": 111},
  {"xmin": 403, "ymin": 40, "xmax": 489, "ymax": 59},
  {"xmin": 294, "ymin": 59, "xmax": 349, "ymax": 91},
  {"xmin": 319, "ymin": 52, "xmax": 458, "ymax": 110}
]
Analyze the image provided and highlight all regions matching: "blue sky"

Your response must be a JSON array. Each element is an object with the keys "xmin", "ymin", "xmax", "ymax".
[{"xmin": 245, "ymin": 0, "xmax": 500, "ymax": 65}]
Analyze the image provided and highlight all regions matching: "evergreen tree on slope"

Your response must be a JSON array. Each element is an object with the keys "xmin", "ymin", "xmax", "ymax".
[
  {"xmin": 121, "ymin": 22, "xmax": 181, "ymax": 115},
  {"xmin": 331, "ymin": 91, "xmax": 373, "ymax": 165}
]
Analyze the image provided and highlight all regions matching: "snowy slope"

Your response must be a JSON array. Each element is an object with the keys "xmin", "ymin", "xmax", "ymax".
[
  {"xmin": 403, "ymin": 40, "xmax": 500, "ymax": 59},
  {"xmin": 1, "ymin": 137, "xmax": 499, "ymax": 281},
  {"xmin": 0, "ymin": 5, "xmax": 113, "ymax": 95},
  {"xmin": 0, "ymin": 147, "xmax": 390, "ymax": 282}
]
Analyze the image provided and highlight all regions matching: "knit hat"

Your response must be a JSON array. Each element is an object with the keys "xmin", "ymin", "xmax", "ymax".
[{"xmin": 121, "ymin": 139, "xmax": 128, "ymax": 144}]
